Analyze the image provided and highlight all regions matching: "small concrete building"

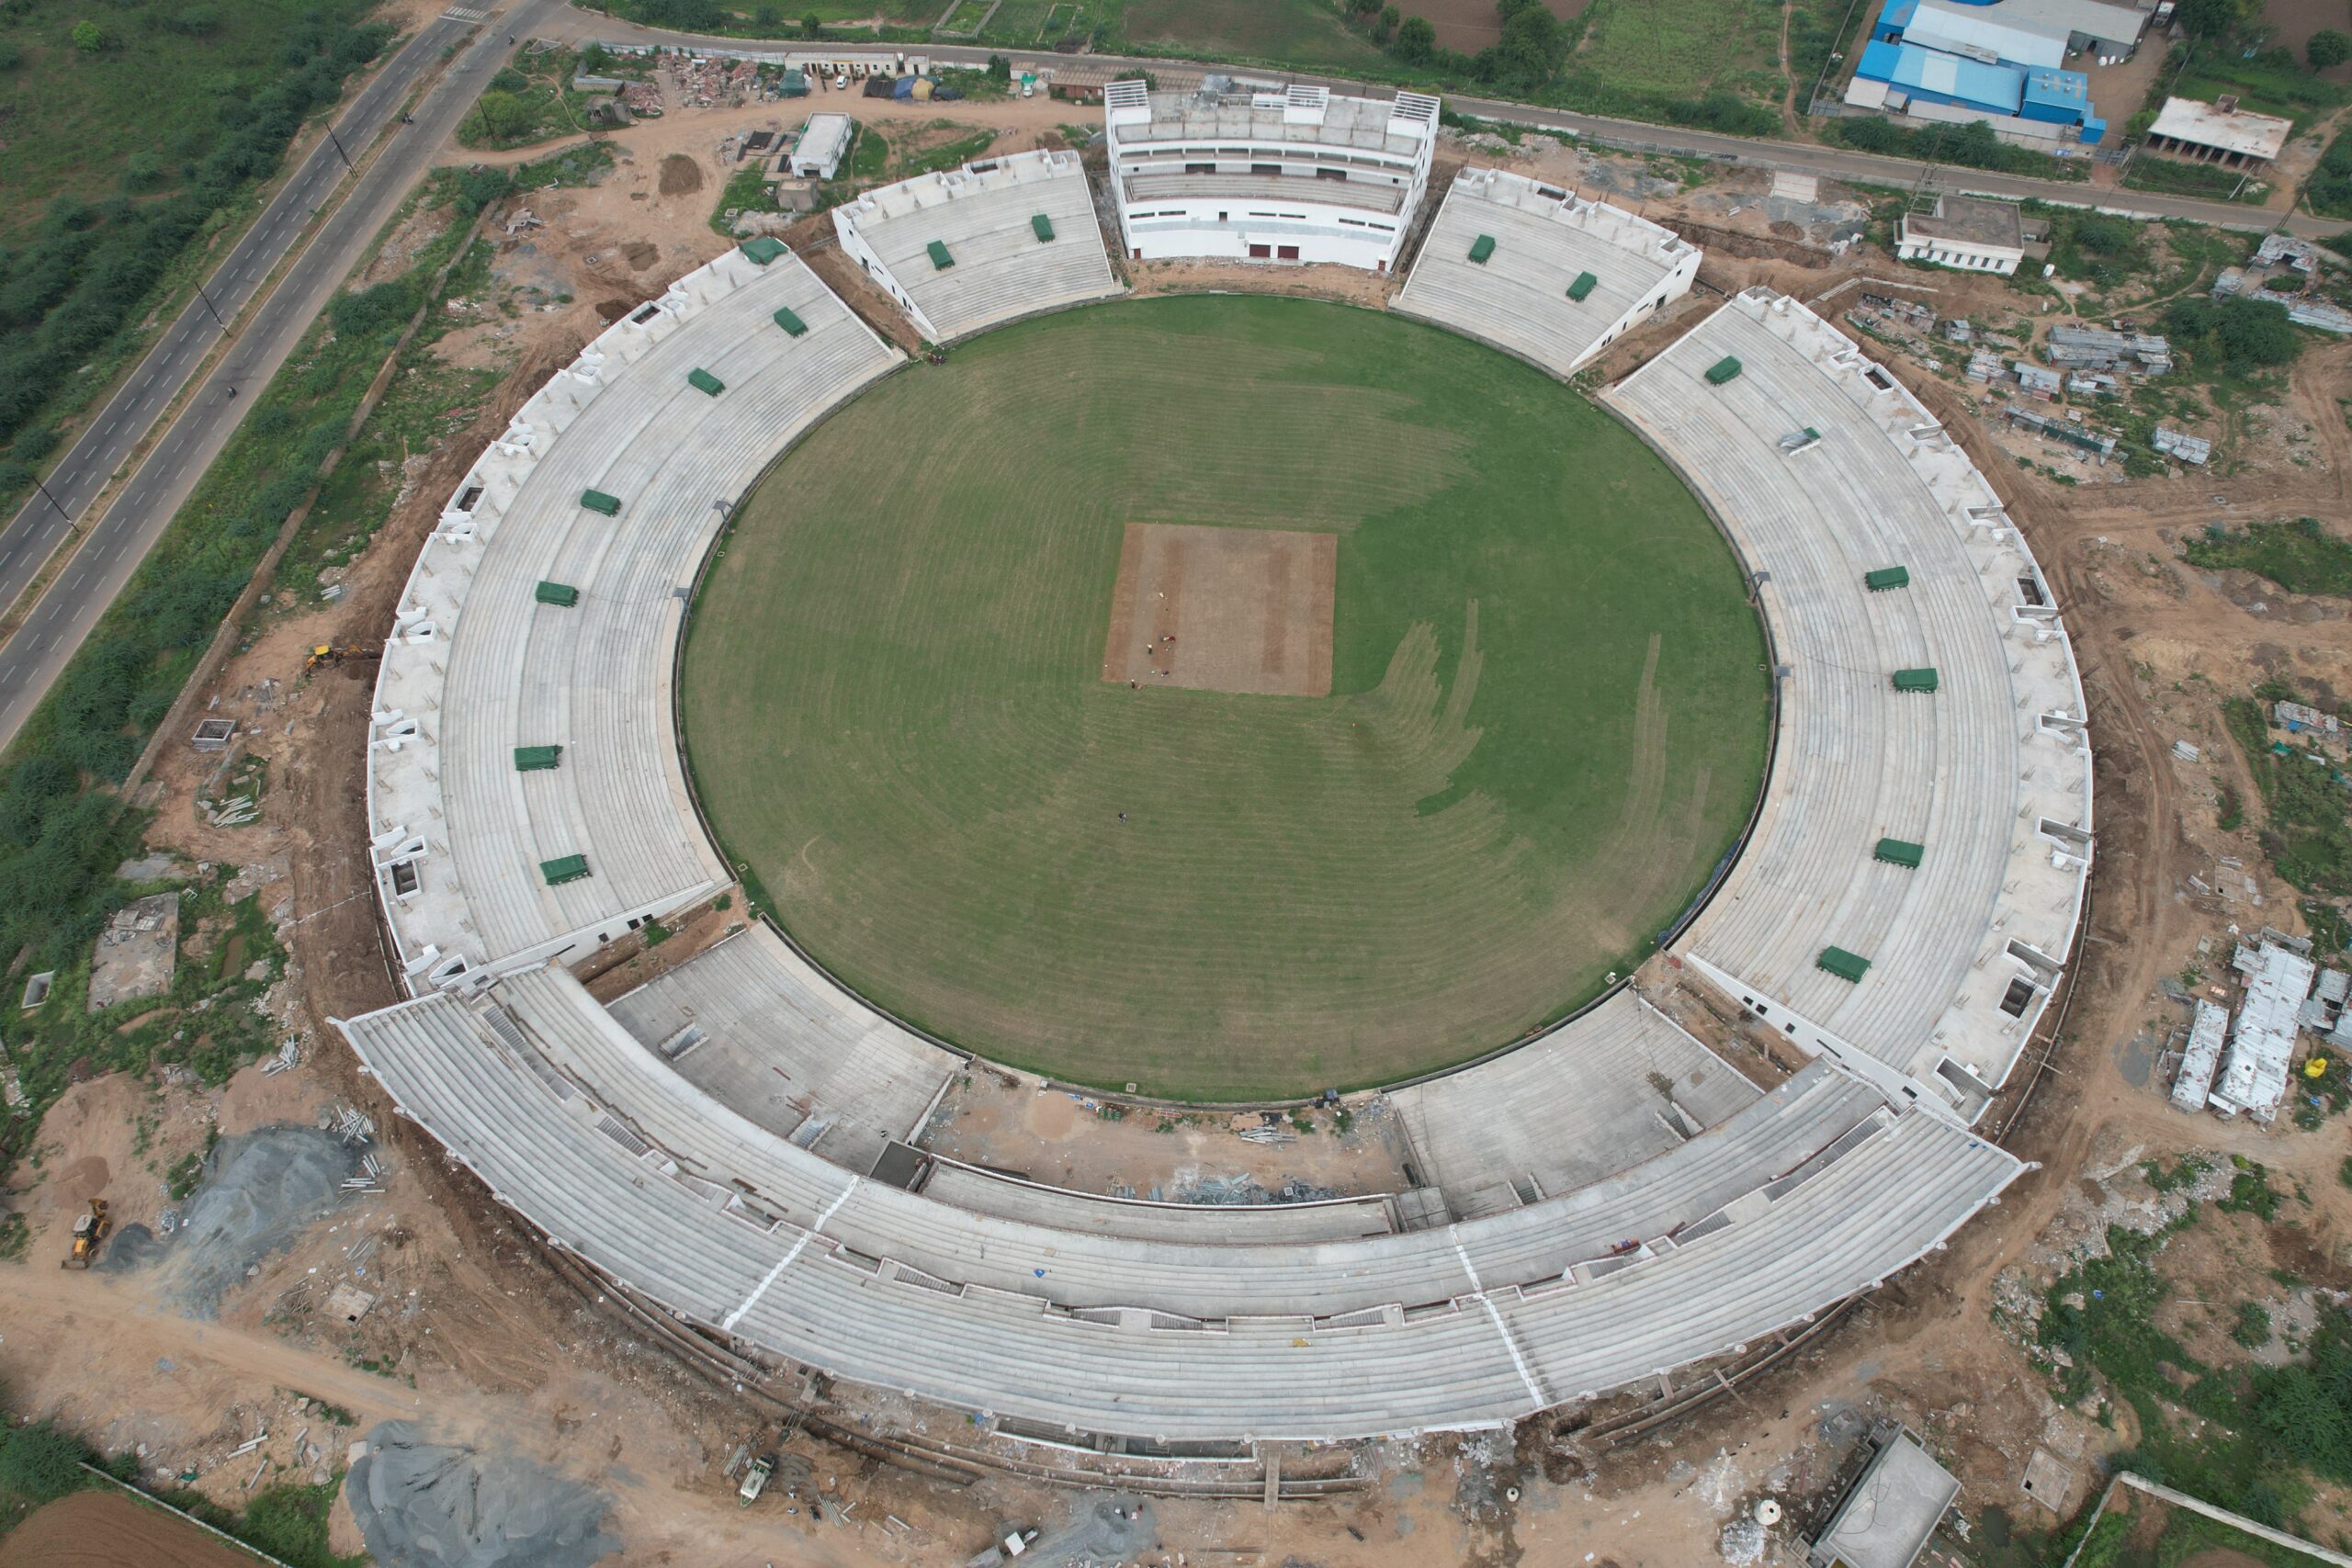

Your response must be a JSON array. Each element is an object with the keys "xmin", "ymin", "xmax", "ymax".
[
  {"xmin": 789, "ymin": 112, "xmax": 855, "ymax": 179},
  {"xmin": 2146, "ymin": 96, "xmax": 2290, "ymax": 168},
  {"xmin": 1805, "ymin": 1424, "xmax": 1962, "ymax": 1568},
  {"xmin": 1895, "ymin": 194, "xmax": 2025, "ymax": 275}
]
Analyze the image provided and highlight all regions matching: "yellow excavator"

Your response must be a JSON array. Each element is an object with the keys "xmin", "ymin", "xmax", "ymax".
[
  {"xmin": 305, "ymin": 642, "xmax": 382, "ymax": 675},
  {"xmin": 62, "ymin": 1198, "xmax": 108, "ymax": 1269}
]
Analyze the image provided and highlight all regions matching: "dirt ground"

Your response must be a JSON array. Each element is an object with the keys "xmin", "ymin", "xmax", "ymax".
[
  {"xmin": 1101, "ymin": 523, "xmax": 1337, "ymax": 696},
  {"xmin": 0, "ymin": 1489, "xmax": 259, "ymax": 1568},
  {"xmin": 919, "ymin": 1066, "xmax": 1419, "ymax": 1197},
  {"xmin": 16, "ymin": 71, "xmax": 2352, "ymax": 1568}
]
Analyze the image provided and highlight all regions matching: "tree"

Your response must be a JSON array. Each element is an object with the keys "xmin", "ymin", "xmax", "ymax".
[
  {"xmin": 1485, "ymin": 0, "xmax": 1565, "ymax": 88},
  {"xmin": 2311, "ymin": 27, "xmax": 2352, "ymax": 68},
  {"xmin": 581, "ymin": 40, "xmax": 610, "ymax": 72},
  {"xmin": 1376, "ymin": 3, "xmax": 1399, "ymax": 39},
  {"xmin": 986, "ymin": 52, "xmax": 1011, "ymax": 79},
  {"xmin": 70, "ymin": 18, "xmax": 107, "ymax": 51},
  {"xmin": 469, "ymin": 89, "xmax": 529, "ymax": 144},
  {"xmin": 801, "ymin": 12, "xmax": 822, "ymax": 38},
  {"xmin": 2173, "ymin": 0, "xmax": 2243, "ymax": 39},
  {"xmin": 1395, "ymin": 10, "xmax": 1433, "ymax": 58}
]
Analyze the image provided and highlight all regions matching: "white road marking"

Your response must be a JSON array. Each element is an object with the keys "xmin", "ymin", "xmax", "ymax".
[{"xmin": 722, "ymin": 1179, "xmax": 857, "ymax": 1330}]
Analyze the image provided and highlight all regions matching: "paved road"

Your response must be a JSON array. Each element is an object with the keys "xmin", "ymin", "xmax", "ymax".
[
  {"xmin": 550, "ymin": 6, "xmax": 2325, "ymax": 237},
  {"xmin": 0, "ymin": 0, "xmax": 562, "ymax": 753}
]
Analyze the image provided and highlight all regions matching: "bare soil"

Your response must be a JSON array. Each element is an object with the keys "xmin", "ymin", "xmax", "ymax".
[
  {"xmin": 1101, "ymin": 523, "xmax": 1336, "ymax": 695},
  {"xmin": 0, "ymin": 1490, "xmax": 258, "ymax": 1568}
]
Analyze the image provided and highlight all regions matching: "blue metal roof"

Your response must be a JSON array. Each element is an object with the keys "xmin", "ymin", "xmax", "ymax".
[
  {"xmin": 1857, "ymin": 39, "xmax": 2027, "ymax": 113},
  {"xmin": 2020, "ymin": 65, "xmax": 2091, "ymax": 122}
]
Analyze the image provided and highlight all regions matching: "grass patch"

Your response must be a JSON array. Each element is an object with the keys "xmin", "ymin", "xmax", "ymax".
[
  {"xmin": 1826, "ymin": 114, "xmax": 2089, "ymax": 180},
  {"xmin": 457, "ymin": 45, "xmax": 599, "ymax": 150},
  {"xmin": 2216, "ymin": 1157, "xmax": 2284, "ymax": 1222},
  {"xmin": 682, "ymin": 296, "xmax": 1769, "ymax": 1099},
  {"xmin": 2233, "ymin": 1302, "xmax": 2275, "ymax": 1348},
  {"xmin": 2122, "ymin": 154, "xmax": 2268, "ymax": 202},
  {"xmin": 1117, "ymin": 0, "xmax": 1385, "ymax": 70},
  {"xmin": 899, "ymin": 127, "xmax": 996, "ymax": 178},
  {"xmin": 1570, "ymin": 0, "xmax": 1780, "ymax": 102},
  {"xmin": 2186, "ymin": 517, "xmax": 2352, "ymax": 596},
  {"xmin": 2222, "ymin": 694, "xmax": 2352, "ymax": 897},
  {"xmin": 0, "ymin": 6, "xmax": 391, "ymax": 525}
]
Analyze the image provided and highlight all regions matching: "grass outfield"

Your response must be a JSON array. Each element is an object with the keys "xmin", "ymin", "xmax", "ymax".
[{"xmin": 682, "ymin": 297, "xmax": 1768, "ymax": 1100}]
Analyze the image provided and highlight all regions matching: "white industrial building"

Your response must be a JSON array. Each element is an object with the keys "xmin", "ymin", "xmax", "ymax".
[
  {"xmin": 1103, "ymin": 79, "xmax": 1441, "ymax": 273},
  {"xmin": 2170, "ymin": 998, "xmax": 2229, "ymax": 1112},
  {"xmin": 2209, "ymin": 942, "xmax": 2317, "ymax": 1121},
  {"xmin": 789, "ymin": 112, "xmax": 854, "ymax": 179}
]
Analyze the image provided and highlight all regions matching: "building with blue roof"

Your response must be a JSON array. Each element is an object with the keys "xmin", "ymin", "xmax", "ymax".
[
  {"xmin": 1856, "ymin": 38, "xmax": 2026, "ymax": 115},
  {"xmin": 1849, "ymin": 0, "xmax": 2112, "ymax": 143}
]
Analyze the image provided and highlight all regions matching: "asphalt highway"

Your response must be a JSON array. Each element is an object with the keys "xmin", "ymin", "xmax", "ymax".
[{"xmin": 0, "ymin": 0, "xmax": 562, "ymax": 753}]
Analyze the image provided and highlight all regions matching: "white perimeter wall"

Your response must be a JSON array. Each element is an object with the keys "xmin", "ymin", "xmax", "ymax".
[
  {"xmin": 1585, "ymin": 244, "xmax": 1701, "ymax": 371},
  {"xmin": 831, "ymin": 207, "xmax": 941, "ymax": 340},
  {"xmin": 1122, "ymin": 197, "xmax": 1408, "ymax": 270}
]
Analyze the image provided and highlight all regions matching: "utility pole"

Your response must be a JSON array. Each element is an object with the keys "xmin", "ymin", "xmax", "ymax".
[
  {"xmin": 30, "ymin": 477, "xmax": 70, "ymax": 523},
  {"xmin": 192, "ymin": 283, "xmax": 228, "ymax": 331},
  {"xmin": 324, "ymin": 123, "xmax": 355, "ymax": 171}
]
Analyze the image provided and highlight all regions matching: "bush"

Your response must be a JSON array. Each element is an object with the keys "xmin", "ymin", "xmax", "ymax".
[
  {"xmin": 0, "ymin": 38, "xmax": 21, "ymax": 68},
  {"xmin": 0, "ymin": 1421, "xmax": 91, "ymax": 1502},
  {"xmin": 328, "ymin": 278, "xmax": 420, "ymax": 343},
  {"xmin": 1394, "ymin": 12, "xmax": 1435, "ymax": 61},
  {"xmin": 2312, "ymin": 28, "xmax": 2352, "ymax": 69},
  {"xmin": 2233, "ymin": 1302, "xmax": 2274, "ymax": 1348},
  {"xmin": 162, "ymin": 4, "xmax": 219, "ymax": 33},
  {"xmin": 2165, "ymin": 295, "xmax": 2301, "ymax": 373},
  {"xmin": 70, "ymin": 18, "xmax": 107, "ymax": 51}
]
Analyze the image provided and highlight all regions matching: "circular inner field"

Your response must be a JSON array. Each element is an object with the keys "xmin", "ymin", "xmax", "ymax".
[{"xmin": 683, "ymin": 296, "xmax": 1769, "ymax": 1100}]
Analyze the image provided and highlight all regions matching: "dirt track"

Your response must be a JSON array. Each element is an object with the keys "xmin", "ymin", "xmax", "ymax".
[{"xmin": 0, "ymin": 1490, "xmax": 262, "ymax": 1568}]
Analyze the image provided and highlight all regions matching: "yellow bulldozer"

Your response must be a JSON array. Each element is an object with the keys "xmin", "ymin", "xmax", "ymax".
[
  {"xmin": 305, "ymin": 642, "xmax": 383, "ymax": 676},
  {"xmin": 62, "ymin": 1198, "xmax": 108, "ymax": 1269}
]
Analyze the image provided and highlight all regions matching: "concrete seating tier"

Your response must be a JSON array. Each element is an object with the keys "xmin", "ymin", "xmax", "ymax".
[
  {"xmin": 832, "ymin": 149, "xmax": 1120, "ymax": 344},
  {"xmin": 1391, "ymin": 996, "xmax": 1762, "ymax": 1216},
  {"xmin": 605, "ymin": 926, "xmax": 960, "ymax": 1177},
  {"xmin": 368, "ymin": 247, "xmax": 898, "ymax": 982},
  {"xmin": 1605, "ymin": 289, "xmax": 2091, "ymax": 1113},
  {"xmin": 1394, "ymin": 168, "xmax": 1699, "ymax": 378},
  {"xmin": 472, "ymin": 966, "xmax": 1908, "ymax": 1320},
  {"xmin": 341, "ymin": 976, "xmax": 2020, "ymax": 1440}
]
